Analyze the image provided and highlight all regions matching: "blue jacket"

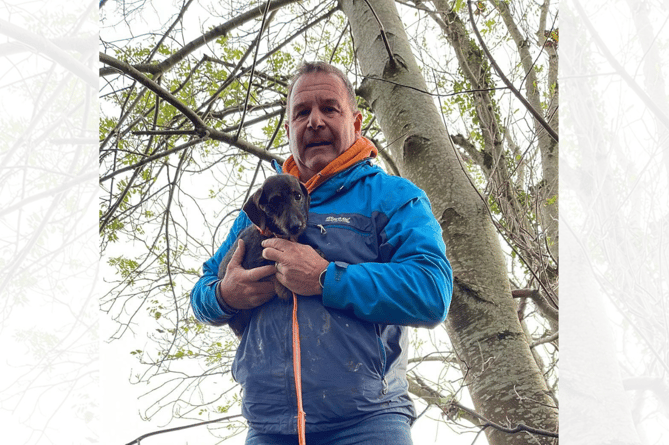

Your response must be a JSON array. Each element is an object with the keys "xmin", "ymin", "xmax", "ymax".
[{"xmin": 191, "ymin": 159, "xmax": 452, "ymax": 434}]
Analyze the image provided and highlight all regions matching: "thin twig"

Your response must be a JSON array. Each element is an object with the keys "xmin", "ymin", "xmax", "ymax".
[
  {"xmin": 100, "ymin": 137, "xmax": 204, "ymax": 183},
  {"xmin": 154, "ymin": 149, "xmax": 188, "ymax": 371},
  {"xmin": 242, "ymin": 110, "xmax": 286, "ymax": 206},
  {"xmin": 99, "ymin": 0, "xmax": 302, "ymax": 77},
  {"xmin": 328, "ymin": 22, "xmax": 348, "ymax": 64},
  {"xmin": 132, "ymin": 130, "xmax": 201, "ymax": 136},
  {"xmin": 363, "ymin": 74, "xmax": 508, "ymax": 98},
  {"xmin": 198, "ymin": 7, "xmax": 337, "ymax": 115},
  {"xmin": 411, "ymin": 375, "xmax": 558, "ymax": 440},
  {"xmin": 146, "ymin": 0, "xmax": 196, "ymax": 62},
  {"xmin": 466, "ymin": 1, "xmax": 558, "ymax": 142},
  {"xmin": 453, "ymin": 399, "xmax": 559, "ymax": 438},
  {"xmin": 99, "ymin": 52, "xmax": 207, "ymax": 132},
  {"xmin": 444, "ymin": 102, "xmax": 557, "ymax": 304},
  {"xmin": 530, "ymin": 331, "xmax": 559, "ymax": 349},
  {"xmin": 124, "ymin": 414, "xmax": 244, "ymax": 445},
  {"xmin": 362, "ymin": 0, "xmax": 397, "ymax": 66},
  {"xmin": 235, "ymin": 3, "xmax": 275, "ymax": 140}
]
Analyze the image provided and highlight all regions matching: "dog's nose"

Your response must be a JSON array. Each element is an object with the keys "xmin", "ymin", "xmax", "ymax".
[
  {"xmin": 288, "ymin": 215, "xmax": 304, "ymax": 235},
  {"xmin": 289, "ymin": 221, "xmax": 303, "ymax": 234}
]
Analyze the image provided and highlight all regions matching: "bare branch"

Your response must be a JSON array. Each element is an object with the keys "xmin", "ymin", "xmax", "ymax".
[
  {"xmin": 124, "ymin": 414, "xmax": 244, "ymax": 445},
  {"xmin": 100, "ymin": 52, "xmax": 207, "ymax": 131},
  {"xmin": 466, "ymin": 1, "xmax": 558, "ymax": 142},
  {"xmin": 453, "ymin": 398, "xmax": 559, "ymax": 438},
  {"xmin": 512, "ymin": 288, "xmax": 558, "ymax": 323},
  {"xmin": 361, "ymin": 0, "xmax": 397, "ymax": 66},
  {"xmin": 99, "ymin": 0, "xmax": 303, "ymax": 77}
]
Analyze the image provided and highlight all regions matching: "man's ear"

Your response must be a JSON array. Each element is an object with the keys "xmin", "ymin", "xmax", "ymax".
[
  {"xmin": 353, "ymin": 111, "xmax": 362, "ymax": 138},
  {"xmin": 284, "ymin": 121, "xmax": 290, "ymax": 139},
  {"xmin": 243, "ymin": 188, "xmax": 267, "ymax": 231}
]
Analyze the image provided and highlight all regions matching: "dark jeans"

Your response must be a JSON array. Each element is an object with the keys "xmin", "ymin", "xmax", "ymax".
[{"xmin": 245, "ymin": 413, "xmax": 413, "ymax": 445}]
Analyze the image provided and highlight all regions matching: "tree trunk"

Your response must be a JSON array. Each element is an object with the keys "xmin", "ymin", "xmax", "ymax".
[{"xmin": 340, "ymin": 0, "xmax": 558, "ymax": 443}]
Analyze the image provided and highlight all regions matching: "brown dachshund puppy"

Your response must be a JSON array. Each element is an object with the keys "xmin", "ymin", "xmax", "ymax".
[{"xmin": 217, "ymin": 174, "xmax": 310, "ymax": 337}]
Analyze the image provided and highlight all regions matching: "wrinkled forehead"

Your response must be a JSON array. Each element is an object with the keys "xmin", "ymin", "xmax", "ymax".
[{"xmin": 289, "ymin": 73, "xmax": 348, "ymax": 108}]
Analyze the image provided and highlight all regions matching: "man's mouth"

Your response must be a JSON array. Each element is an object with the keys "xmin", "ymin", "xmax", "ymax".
[{"xmin": 306, "ymin": 140, "xmax": 332, "ymax": 149}]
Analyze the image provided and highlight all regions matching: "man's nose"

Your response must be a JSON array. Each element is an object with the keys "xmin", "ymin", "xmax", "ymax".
[{"xmin": 307, "ymin": 109, "xmax": 324, "ymax": 129}]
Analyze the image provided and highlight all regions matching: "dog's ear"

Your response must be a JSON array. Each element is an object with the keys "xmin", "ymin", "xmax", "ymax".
[
  {"xmin": 300, "ymin": 182, "xmax": 310, "ymax": 206},
  {"xmin": 243, "ymin": 187, "xmax": 267, "ymax": 231}
]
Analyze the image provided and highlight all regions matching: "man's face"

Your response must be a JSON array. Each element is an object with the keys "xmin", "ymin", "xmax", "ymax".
[{"xmin": 285, "ymin": 72, "xmax": 362, "ymax": 181}]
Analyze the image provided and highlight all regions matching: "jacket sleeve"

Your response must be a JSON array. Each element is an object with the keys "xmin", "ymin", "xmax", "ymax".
[
  {"xmin": 320, "ymin": 196, "xmax": 452, "ymax": 328},
  {"xmin": 190, "ymin": 212, "xmax": 252, "ymax": 325}
]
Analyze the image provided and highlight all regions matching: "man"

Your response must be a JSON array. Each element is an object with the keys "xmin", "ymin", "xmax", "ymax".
[{"xmin": 191, "ymin": 62, "xmax": 452, "ymax": 444}]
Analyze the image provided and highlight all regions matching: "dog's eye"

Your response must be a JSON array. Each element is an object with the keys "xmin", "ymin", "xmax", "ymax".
[{"xmin": 293, "ymin": 192, "xmax": 302, "ymax": 201}]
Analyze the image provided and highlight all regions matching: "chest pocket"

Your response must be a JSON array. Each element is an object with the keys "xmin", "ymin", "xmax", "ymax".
[{"xmin": 301, "ymin": 213, "xmax": 382, "ymax": 264}]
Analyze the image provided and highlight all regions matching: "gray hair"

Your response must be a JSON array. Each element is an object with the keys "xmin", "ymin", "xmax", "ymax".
[{"xmin": 285, "ymin": 61, "xmax": 358, "ymax": 116}]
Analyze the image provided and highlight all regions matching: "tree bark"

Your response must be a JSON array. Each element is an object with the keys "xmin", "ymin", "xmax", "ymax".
[
  {"xmin": 340, "ymin": 0, "xmax": 558, "ymax": 443},
  {"xmin": 427, "ymin": 0, "xmax": 558, "ymax": 318}
]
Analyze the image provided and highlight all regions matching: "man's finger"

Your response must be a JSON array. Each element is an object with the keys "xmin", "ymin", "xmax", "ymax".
[
  {"xmin": 247, "ymin": 264, "xmax": 276, "ymax": 281},
  {"xmin": 229, "ymin": 239, "xmax": 245, "ymax": 266},
  {"xmin": 261, "ymin": 237, "xmax": 290, "ymax": 251},
  {"xmin": 262, "ymin": 246, "xmax": 280, "ymax": 262},
  {"xmin": 262, "ymin": 239, "xmax": 291, "ymax": 262}
]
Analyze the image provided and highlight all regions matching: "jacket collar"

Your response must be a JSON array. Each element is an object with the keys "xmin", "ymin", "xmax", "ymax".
[{"xmin": 281, "ymin": 137, "xmax": 378, "ymax": 194}]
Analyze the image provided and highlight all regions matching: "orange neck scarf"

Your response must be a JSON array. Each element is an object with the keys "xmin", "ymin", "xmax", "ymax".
[{"xmin": 282, "ymin": 137, "xmax": 378, "ymax": 194}]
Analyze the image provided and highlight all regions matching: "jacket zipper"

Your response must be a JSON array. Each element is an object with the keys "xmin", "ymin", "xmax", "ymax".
[{"xmin": 375, "ymin": 324, "xmax": 389, "ymax": 395}]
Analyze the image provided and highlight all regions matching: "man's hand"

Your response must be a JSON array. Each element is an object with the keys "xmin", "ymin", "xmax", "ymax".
[
  {"xmin": 262, "ymin": 238, "xmax": 329, "ymax": 296},
  {"xmin": 218, "ymin": 239, "xmax": 277, "ymax": 310}
]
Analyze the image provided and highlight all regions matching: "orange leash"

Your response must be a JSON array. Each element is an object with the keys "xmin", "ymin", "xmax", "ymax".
[{"xmin": 292, "ymin": 291, "xmax": 307, "ymax": 445}]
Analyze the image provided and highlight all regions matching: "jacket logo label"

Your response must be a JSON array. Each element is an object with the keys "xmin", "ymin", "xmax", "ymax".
[{"xmin": 326, "ymin": 216, "xmax": 351, "ymax": 224}]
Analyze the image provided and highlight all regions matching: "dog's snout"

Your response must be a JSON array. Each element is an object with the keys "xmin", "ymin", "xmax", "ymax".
[{"xmin": 288, "ymin": 215, "xmax": 305, "ymax": 235}]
